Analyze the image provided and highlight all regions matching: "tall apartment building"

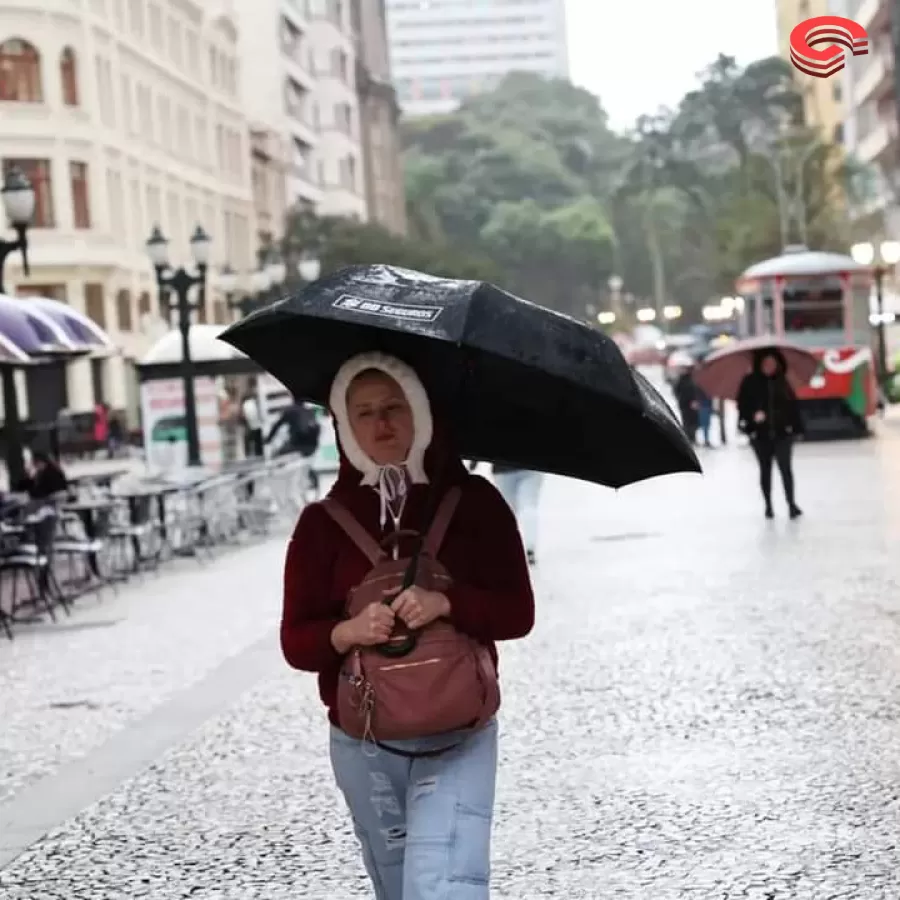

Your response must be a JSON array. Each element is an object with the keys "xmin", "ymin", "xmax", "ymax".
[
  {"xmin": 385, "ymin": 0, "xmax": 569, "ymax": 117},
  {"xmin": 351, "ymin": 0, "xmax": 407, "ymax": 234},
  {"xmin": 833, "ymin": 0, "xmax": 899, "ymax": 232},
  {"xmin": 775, "ymin": 0, "xmax": 845, "ymax": 141},
  {"xmin": 307, "ymin": 0, "xmax": 367, "ymax": 219},
  {"xmin": 0, "ymin": 0, "xmax": 256, "ymax": 419},
  {"xmin": 238, "ymin": 0, "xmax": 367, "ymax": 222},
  {"xmin": 236, "ymin": 0, "xmax": 321, "ymax": 212}
]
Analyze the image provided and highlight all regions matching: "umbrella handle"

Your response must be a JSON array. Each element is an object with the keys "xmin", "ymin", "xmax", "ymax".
[
  {"xmin": 376, "ymin": 591, "xmax": 418, "ymax": 656},
  {"xmin": 375, "ymin": 631, "xmax": 418, "ymax": 657}
]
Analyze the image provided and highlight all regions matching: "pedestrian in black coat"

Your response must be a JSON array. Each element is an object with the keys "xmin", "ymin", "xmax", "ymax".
[{"xmin": 737, "ymin": 349, "xmax": 804, "ymax": 519}]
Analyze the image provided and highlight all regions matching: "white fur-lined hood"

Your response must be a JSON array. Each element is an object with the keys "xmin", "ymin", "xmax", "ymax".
[{"xmin": 328, "ymin": 352, "xmax": 432, "ymax": 485}]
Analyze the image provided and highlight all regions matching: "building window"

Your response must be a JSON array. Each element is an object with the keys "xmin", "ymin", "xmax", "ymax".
[
  {"xmin": 168, "ymin": 18, "xmax": 183, "ymax": 68},
  {"xmin": 85, "ymin": 283, "xmax": 106, "ymax": 328},
  {"xmin": 833, "ymin": 122, "xmax": 844, "ymax": 144},
  {"xmin": 116, "ymin": 288, "xmax": 133, "ymax": 331},
  {"xmin": 70, "ymin": 162, "xmax": 90, "ymax": 228},
  {"xmin": 0, "ymin": 39, "xmax": 42, "ymax": 103},
  {"xmin": 60, "ymin": 47, "xmax": 78, "ymax": 106},
  {"xmin": 4, "ymin": 158, "xmax": 53, "ymax": 227},
  {"xmin": 149, "ymin": 3, "xmax": 163, "ymax": 48},
  {"xmin": 128, "ymin": 0, "xmax": 144, "ymax": 36},
  {"xmin": 138, "ymin": 290, "xmax": 152, "ymax": 317}
]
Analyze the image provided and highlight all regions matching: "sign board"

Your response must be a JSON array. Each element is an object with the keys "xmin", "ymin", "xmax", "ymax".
[{"xmin": 139, "ymin": 377, "xmax": 223, "ymax": 470}]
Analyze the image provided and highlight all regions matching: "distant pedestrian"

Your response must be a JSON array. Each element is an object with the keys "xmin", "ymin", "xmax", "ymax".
[
  {"xmin": 737, "ymin": 349, "xmax": 803, "ymax": 520},
  {"xmin": 240, "ymin": 389, "xmax": 264, "ymax": 458},
  {"xmin": 696, "ymin": 387, "xmax": 713, "ymax": 448},
  {"xmin": 673, "ymin": 366, "xmax": 699, "ymax": 443},
  {"xmin": 491, "ymin": 464, "xmax": 543, "ymax": 565},
  {"xmin": 93, "ymin": 402, "xmax": 109, "ymax": 458},
  {"xmin": 16, "ymin": 451, "xmax": 67, "ymax": 500},
  {"xmin": 717, "ymin": 397, "xmax": 728, "ymax": 445},
  {"xmin": 108, "ymin": 413, "xmax": 124, "ymax": 459},
  {"xmin": 265, "ymin": 400, "xmax": 322, "ymax": 495}
]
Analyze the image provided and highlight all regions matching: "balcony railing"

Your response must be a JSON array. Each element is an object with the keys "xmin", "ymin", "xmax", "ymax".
[
  {"xmin": 854, "ymin": 52, "xmax": 894, "ymax": 106},
  {"xmin": 856, "ymin": 115, "xmax": 899, "ymax": 163}
]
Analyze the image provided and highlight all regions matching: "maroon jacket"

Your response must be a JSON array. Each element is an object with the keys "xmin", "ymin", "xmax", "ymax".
[{"xmin": 280, "ymin": 423, "xmax": 535, "ymax": 725}]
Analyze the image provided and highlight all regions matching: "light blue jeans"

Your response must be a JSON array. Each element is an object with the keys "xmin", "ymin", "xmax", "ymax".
[
  {"xmin": 329, "ymin": 719, "xmax": 498, "ymax": 899},
  {"xmin": 493, "ymin": 470, "xmax": 543, "ymax": 554}
]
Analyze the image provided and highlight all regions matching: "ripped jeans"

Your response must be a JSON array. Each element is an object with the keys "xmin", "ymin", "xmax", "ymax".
[{"xmin": 329, "ymin": 719, "xmax": 498, "ymax": 900}]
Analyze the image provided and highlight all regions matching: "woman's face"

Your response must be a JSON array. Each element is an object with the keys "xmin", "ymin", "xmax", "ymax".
[
  {"xmin": 346, "ymin": 370, "xmax": 414, "ymax": 466},
  {"xmin": 761, "ymin": 355, "xmax": 778, "ymax": 376}
]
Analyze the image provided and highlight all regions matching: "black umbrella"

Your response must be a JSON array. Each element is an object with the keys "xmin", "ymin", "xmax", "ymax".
[{"xmin": 219, "ymin": 265, "xmax": 700, "ymax": 487}]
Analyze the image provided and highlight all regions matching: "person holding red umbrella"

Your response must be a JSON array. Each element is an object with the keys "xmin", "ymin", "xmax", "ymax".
[{"xmin": 736, "ymin": 349, "xmax": 804, "ymax": 520}]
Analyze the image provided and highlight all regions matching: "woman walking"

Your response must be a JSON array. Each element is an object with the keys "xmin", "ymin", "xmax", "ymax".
[
  {"xmin": 491, "ymin": 465, "xmax": 544, "ymax": 565},
  {"xmin": 737, "ymin": 349, "xmax": 803, "ymax": 519},
  {"xmin": 281, "ymin": 351, "xmax": 534, "ymax": 899}
]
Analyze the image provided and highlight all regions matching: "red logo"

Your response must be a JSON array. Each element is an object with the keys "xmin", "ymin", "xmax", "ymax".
[{"xmin": 789, "ymin": 16, "xmax": 868, "ymax": 78}]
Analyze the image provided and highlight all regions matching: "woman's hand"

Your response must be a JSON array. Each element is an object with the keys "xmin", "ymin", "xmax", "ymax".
[
  {"xmin": 331, "ymin": 602, "xmax": 395, "ymax": 652},
  {"xmin": 389, "ymin": 586, "xmax": 450, "ymax": 630}
]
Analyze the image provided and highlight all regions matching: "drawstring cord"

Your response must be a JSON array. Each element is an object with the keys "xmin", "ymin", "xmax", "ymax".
[{"xmin": 376, "ymin": 465, "xmax": 409, "ymax": 550}]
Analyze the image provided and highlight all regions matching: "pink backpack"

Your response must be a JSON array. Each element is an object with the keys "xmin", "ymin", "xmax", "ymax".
[{"xmin": 321, "ymin": 487, "xmax": 500, "ymax": 755}]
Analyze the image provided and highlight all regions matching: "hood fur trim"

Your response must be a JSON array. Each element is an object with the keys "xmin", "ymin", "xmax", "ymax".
[{"xmin": 329, "ymin": 352, "xmax": 432, "ymax": 485}]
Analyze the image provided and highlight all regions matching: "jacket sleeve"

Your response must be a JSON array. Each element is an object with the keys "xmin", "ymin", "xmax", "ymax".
[
  {"xmin": 736, "ymin": 376, "xmax": 753, "ymax": 430},
  {"xmin": 445, "ymin": 477, "xmax": 535, "ymax": 643},
  {"xmin": 280, "ymin": 503, "xmax": 344, "ymax": 672}
]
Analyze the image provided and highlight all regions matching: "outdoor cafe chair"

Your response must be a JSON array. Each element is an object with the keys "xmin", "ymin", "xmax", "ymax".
[
  {"xmin": 54, "ymin": 501, "xmax": 121, "ymax": 597},
  {"xmin": 0, "ymin": 506, "xmax": 70, "ymax": 623},
  {"xmin": 107, "ymin": 492, "xmax": 162, "ymax": 577}
]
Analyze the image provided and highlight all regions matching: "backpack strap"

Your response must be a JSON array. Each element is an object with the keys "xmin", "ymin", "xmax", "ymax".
[
  {"xmin": 423, "ymin": 486, "xmax": 462, "ymax": 557},
  {"xmin": 320, "ymin": 498, "xmax": 384, "ymax": 565}
]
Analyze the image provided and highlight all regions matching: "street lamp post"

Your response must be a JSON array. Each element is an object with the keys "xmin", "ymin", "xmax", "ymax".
[
  {"xmin": 0, "ymin": 168, "xmax": 35, "ymax": 486},
  {"xmin": 850, "ymin": 240, "xmax": 900, "ymax": 383},
  {"xmin": 0, "ymin": 167, "xmax": 35, "ymax": 294},
  {"xmin": 146, "ymin": 224, "xmax": 211, "ymax": 467},
  {"xmin": 228, "ymin": 256, "xmax": 321, "ymax": 318},
  {"xmin": 608, "ymin": 274, "xmax": 623, "ymax": 320}
]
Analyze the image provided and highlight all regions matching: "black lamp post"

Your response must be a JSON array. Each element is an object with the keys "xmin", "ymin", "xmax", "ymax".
[
  {"xmin": 851, "ymin": 240, "xmax": 900, "ymax": 385},
  {"xmin": 146, "ymin": 224, "xmax": 211, "ymax": 467},
  {"xmin": 224, "ymin": 255, "xmax": 319, "ymax": 318},
  {"xmin": 0, "ymin": 167, "xmax": 35, "ymax": 295},
  {"xmin": 0, "ymin": 167, "xmax": 35, "ymax": 487}
]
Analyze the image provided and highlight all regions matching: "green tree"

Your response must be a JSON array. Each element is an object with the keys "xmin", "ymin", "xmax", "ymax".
[
  {"xmin": 280, "ymin": 207, "xmax": 501, "ymax": 288},
  {"xmin": 401, "ymin": 72, "xmax": 623, "ymax": 319}
]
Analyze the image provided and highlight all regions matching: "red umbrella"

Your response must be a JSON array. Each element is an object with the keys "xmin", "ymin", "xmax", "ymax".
[{"xmin": 692, "ymin": 334, "xmax": 819, "ymax": 400}]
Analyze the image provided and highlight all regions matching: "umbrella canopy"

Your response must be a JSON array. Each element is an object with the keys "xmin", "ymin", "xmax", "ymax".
[
  {"xmin": 219, "ymin": 264, "xmax": 700, "ymax": 488},
  {"xmin": 0, "ymin": 294, "xmax": 80, "ymax": 362},
  {"xmin": 692, "ymin": 334, "xmax": 820, "ymax": 400},
  {"xmin": 24, "ymin": 296, "xmax": 113, "ymax": 351}
]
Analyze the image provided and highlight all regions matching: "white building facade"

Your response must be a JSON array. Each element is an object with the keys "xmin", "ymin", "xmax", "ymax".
[
  {"xmin": 0, "ymin": 0, "xmax": 256, "ymax": 421},
  {"xmin": 385, "ymin": 0, "xmax": 569, "ymax": 117},
  {"xmin": 236, "ymin": 0, "xmax": 366, "ymax": 220},
  {"xmin": 837, "ymin": 0, "xmax": 899, "ymax": 233}
]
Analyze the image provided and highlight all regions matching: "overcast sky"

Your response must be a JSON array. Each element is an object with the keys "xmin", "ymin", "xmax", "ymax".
[{"xmin": 565, "ymin": 0, "xmax": 780, "ymax": 132}]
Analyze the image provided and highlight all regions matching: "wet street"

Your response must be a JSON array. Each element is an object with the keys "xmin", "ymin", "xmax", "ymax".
[{"xmin": 3, "ymin": 412, "xmax": 900, "ymax": 898}]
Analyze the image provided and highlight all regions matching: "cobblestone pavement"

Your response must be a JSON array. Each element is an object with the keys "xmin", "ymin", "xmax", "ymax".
[
  {"xmin": 4, "ymin": 418, "xmax": 900, "ymax": 897},
  {"xmin": 0, "ymin": 537, "xmax": 289, "ymax": 804}
]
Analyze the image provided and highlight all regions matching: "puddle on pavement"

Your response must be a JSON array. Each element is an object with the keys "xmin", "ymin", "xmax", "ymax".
[
  {"xmin": 591, "ymin": 532, "xmax": 660, "ymax": 543},
  {"xmin": 47, "ymin": 700, "xmax": 102, "ymax": 711},
  {"xmin": 34, "ymin": 619, "xmax": 123, "ymax": 634}
]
